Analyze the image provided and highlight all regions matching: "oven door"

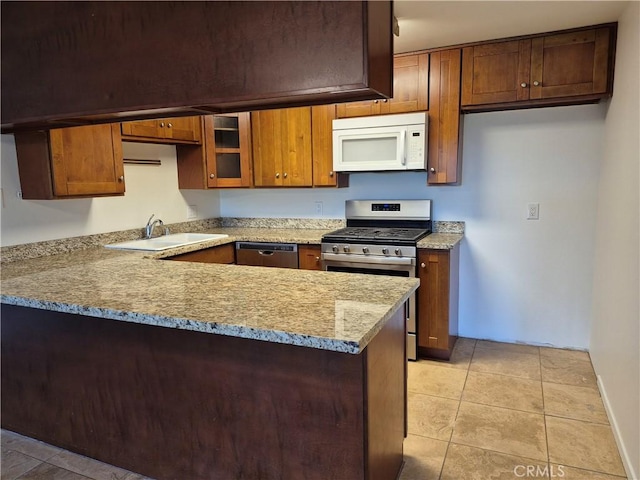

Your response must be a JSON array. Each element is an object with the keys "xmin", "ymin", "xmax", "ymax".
[{"xmin": 322, "ymin": 254, "xmax": 417, "ymax": 360}]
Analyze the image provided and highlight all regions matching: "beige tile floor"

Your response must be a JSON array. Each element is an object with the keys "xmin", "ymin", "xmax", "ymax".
[{"xmin": 0, "ymin": 339, "xmax": 627, "ymax": 480}]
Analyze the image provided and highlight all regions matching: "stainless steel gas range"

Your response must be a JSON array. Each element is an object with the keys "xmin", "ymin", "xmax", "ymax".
[{"xmin": 321, "ymin": 199, "xmax": 432, "ymax": 360}]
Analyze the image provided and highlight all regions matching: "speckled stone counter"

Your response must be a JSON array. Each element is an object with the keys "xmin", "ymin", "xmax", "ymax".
[{"xmin": 1, "ymin": 247, "xmax": 418, "ymax": 354}]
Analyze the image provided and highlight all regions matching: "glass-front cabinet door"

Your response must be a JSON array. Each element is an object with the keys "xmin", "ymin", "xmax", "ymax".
[{"xmin": 206, "ymin": 113, "xmax": 253, "ymax": 188}]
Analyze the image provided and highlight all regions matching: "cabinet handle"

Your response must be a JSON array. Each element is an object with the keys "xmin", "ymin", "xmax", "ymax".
[
  {"xmin": 160, "ymin": 122, "xmax": 165, "ymax": 127},
  {"xmin": 520, "ymin": 82, "xmax": 528, "ymax": 88},
  {"xmin": 429, "ymin": 167, "xmax": 436, "ymax": 173},
  {"xmin": 420, "ymin": 262, "xmax": 426, "ymax": 268},
  {"xmin": 329, "ymin": 171, "xmax": 334, "ymax": 177},
  {"xmin": 275, "ymin": 173, "xmax": 280, "ymax": 178},
  {"xmin": 533, "ymin": 81, "xmax": 540, "ymax": 86},
  {"xmin": 283, "ymin": 172, "xmax": 288, "ymax": 179},
  {"xmin": 209, "ymin": 173, "xmax": 215, "ymax": 179},
  {"xmin": 167, "ymin": 123, "xmax": 172, "ymax": 128},
  {"xmin": 118, "ymin": 175, "xmax": 124, "ymax": 182}
]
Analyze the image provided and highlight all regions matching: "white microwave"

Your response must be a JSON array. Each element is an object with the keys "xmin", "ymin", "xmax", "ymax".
[{"xmin": 332, "ymin": 112, "xmax": 427, "ymax": 172}]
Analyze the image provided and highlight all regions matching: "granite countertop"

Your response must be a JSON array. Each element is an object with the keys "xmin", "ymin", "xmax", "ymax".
[
  {"xmin": 1, "ymin": 221, "xmax": 464, "ymax": 353},
  {"xmin": 1, "ymin": 246, "xmax": 419, "ymax": 354}
]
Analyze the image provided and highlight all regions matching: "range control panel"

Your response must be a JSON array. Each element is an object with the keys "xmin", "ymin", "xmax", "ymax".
[{"xmin": 372, "ymin": 203, "xmax": 401, "ymax": 212}]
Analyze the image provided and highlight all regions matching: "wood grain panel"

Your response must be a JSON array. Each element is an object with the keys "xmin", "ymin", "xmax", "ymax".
[
  {"xmin": 298, "ymin": 244, "xmax": 322, "ymax": 270},
  {"xmin": 166, "ymin": 243, "xmax": 235, "ymax": 264},
  {"xmin": 1, "ymin": 304, "xmax": 369, "ymax": 480}
]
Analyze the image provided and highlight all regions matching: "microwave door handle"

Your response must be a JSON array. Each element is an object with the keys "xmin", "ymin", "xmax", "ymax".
[{"xmin": 400, "ymin": 130, "xmax": 407, "ymax": 165}]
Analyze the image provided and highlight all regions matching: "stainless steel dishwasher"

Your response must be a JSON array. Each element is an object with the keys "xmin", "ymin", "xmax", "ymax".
[{"xmin": 235, "ymin": 242, "xmax": 299, "ymax": 269}]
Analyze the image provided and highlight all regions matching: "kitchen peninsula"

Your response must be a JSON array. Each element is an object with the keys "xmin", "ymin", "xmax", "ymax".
[{"xmin": 1, "ymin": 243, "xmax": 419, "ymax": 480}]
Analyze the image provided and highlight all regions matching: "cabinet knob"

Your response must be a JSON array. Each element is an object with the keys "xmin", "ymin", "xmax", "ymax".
[
  {"xmin": 160, "ymin": 122, "xmax": 165, "ymax": 127},
  {"xmin": 167, "ymin": 123, "xmax": 172, "ymax": 128},
  {"xmin": 429, "ymin": 167, "xmax": 436, "ymax": 173},
  {"xmin": 420, "ymin": 262, "xmax": 426, "ymax": 268},
  {"xmin": 275, "ymin": 173, "xmax": 280, "ymax": 178},
  {"xmin": 533, "ymin": 81, "xmax": 540, "ymax": 86},
  {"xmin": 373, "ymin": 100, "xmax": 379, "ymax": 104},
  {"xmin": 520, "ymin": 82, "xmax": 528, "ymax": 88},
  {"xmin": 283, "ymin": 172, "xmax": 288, "ymax": 179},
  {"xmin": 329, "ymin": 171, "xmax": 334, "ymax": 177},
  {"xmin": 315, "ymin": 256, "xmax": 320, "ymax": 263},
  {"xmin": 209, "ymin": 173, "xmax": 215, "ymax": 179},
  {"xmin": 118, "ymin": 175, "xmax": 124, "ymax": 182},
  {"xmin": 382, "ymin": 99, "xmax": 388, "ymax": 103}
]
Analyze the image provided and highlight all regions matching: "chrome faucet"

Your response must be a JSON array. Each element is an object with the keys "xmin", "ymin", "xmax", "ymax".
[{"xmin": 144, "ymin": 214, "xmax": 168, "ymax": 239}]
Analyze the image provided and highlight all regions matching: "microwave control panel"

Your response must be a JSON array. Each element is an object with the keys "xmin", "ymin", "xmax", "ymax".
[{"xmin": 406, "ymin": 128, "xmax": 425, "ymax": 167}]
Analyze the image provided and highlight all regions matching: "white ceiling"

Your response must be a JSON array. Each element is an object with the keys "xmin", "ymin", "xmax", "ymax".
[{"xmin": 393, "ymin": 1, "xmax": 630, "ymax": 53}]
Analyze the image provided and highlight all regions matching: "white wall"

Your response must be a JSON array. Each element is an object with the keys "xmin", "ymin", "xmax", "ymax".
[
  {"xmin": 590, "ymin": 3, "xmax": 640, "ymax": 478},
  {"xmin": 220, "ymin": 103, "xmax": 606, "ymax": 349},
  {"xmin": 0, "ymin": 140, "xmax": 221, "ymax": 246}
]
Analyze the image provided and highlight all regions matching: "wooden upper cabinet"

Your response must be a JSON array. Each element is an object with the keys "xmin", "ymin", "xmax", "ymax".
[
  {"xmin": 428, "ymin": 49, "xmax": 462, "ymax": 185},
  {"xmin": 177, "ymin": 114, "xmax": 253, "ymax": 189},
  {"xmin": 252, "ymin": 107, "xmax": 313, "ymax": 187},
  {"xmin": 121, "ymin": 116, "xmax": 202, "ymax": 145},
  {"xmin": 14, "ymin": 124, "xmax": 124, "ymax": 200},
  {"xmin": 337, "ymin": 53, "xmax": 429, "ymax": 118},
  {"xmin": 529, "ymin": 28, "xmax": 611, "ymax": 100},
  {"xmin": 311, "ymin": 105, "xmax": 348, "ymax": 188},
  {"xmin": 462, "ymin": 26, "xmax": 614, "ymax": 110}
]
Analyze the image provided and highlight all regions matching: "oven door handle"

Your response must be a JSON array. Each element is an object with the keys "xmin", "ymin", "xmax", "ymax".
[{"xmin": 322, "ymin": 253, "xmax": 415, "ymax": 266}]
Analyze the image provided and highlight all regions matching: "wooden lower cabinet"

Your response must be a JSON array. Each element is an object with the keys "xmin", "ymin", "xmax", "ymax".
[
  {"xmin": 164, "ymin": 243, "xmax": 235, "ymax": 264},
  {"xmin": 298, "ymin": 245, "xmax": 322, "ymax": 270},
  {"xmin": 14, "ymin": 124, "xmax": 124, "ymax": 199},
  {"xmin": 417, "ymin": 245, "xmax": 460, "ymax": 360}
]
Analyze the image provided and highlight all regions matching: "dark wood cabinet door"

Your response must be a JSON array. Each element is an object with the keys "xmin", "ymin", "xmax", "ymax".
[
  {"xmin": 298, "ymin": 245, "xmax": 322, "ymax": 271},
  {"xmin": 462, "ymin": 39, "xmax": 532, "ymax": 106},
  {"xmin": 428, "ymin": 49, "xmax": 462, "ymax": 185},
  {"xmin": 252, "ymin": 107, "xmax": 312, "ymax": 187},
  {"xmin": 529, "ymin": 28, "xmax": 611, "ymax": 100},
  {"xmin": 386, "ymin": 53, "xmax": 429, "ymax": 114},
  {"xmin": 15, "ymin": 124, "xmax": 124, "ymax": 199},
  {"xmin": 417, "ymin": 249, "xmax": 451, "ymax": 351}
]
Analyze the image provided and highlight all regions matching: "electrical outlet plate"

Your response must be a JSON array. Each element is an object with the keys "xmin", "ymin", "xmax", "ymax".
[
  {"xmin": 527, "ymin": 203, "xmax": 539, "ymax": 220},
  {"xmin": 315, "ymin": 201, "xmax": 323, "ymax": 215},
  {"xmin": 187, "ymin": 205, "xmax": 198, "ymax": 220}
]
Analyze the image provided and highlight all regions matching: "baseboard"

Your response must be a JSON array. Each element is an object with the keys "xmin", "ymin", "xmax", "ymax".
[{"xmin": 597, "ymin": 374, "xmax": 639, "ymax": 480}]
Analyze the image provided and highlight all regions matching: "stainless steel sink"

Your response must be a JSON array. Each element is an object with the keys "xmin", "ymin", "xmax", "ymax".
[{"xmin": 105, "ymin": 233, "xmax": 229, "ymax": 251}]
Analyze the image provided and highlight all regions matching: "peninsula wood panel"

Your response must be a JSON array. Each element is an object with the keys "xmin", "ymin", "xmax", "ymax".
[
  {"xmin": 1, "ymin": 1, "xmax": 392, "ymax": 132},
  {"xmin": 1, "ymin": 304, "xmax": 406, "ymax": 480}
]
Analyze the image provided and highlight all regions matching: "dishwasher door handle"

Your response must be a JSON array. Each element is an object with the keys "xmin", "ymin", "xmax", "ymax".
[{"xmin": 258, "ymin": 250, "xmax": 275, "ymax": 256}]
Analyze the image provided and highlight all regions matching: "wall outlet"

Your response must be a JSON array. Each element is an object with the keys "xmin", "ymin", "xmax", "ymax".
[
  {"xmin": 315, "ymin": 201, "xmax": 323, "ymax": 215},
  {"xmin": 527, "ymin": 203, "xmax": 540, "ymax": 220},
  {"xmin": 187, "ymin": 204, "xmax": 198, "ymax": 220}
]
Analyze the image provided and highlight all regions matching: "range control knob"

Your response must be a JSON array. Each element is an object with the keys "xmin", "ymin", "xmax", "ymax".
[
  {"xmin": 382, "ymin": 248, "xmax": 389, "ymax": 255},
  {"xmin": 395, "ymin": 248, "xmax": 402, "ymax": 256},
  {"xmin": 343, "ymin": 245, "xmax": 350, "ymax": 253},
  {"xmin": 362, "ymin": 247, "xmax": 369, "ymax": 254},
  {"xmin": 332, "ymin": 245, "xmax": 339, "ymax": 253}
]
